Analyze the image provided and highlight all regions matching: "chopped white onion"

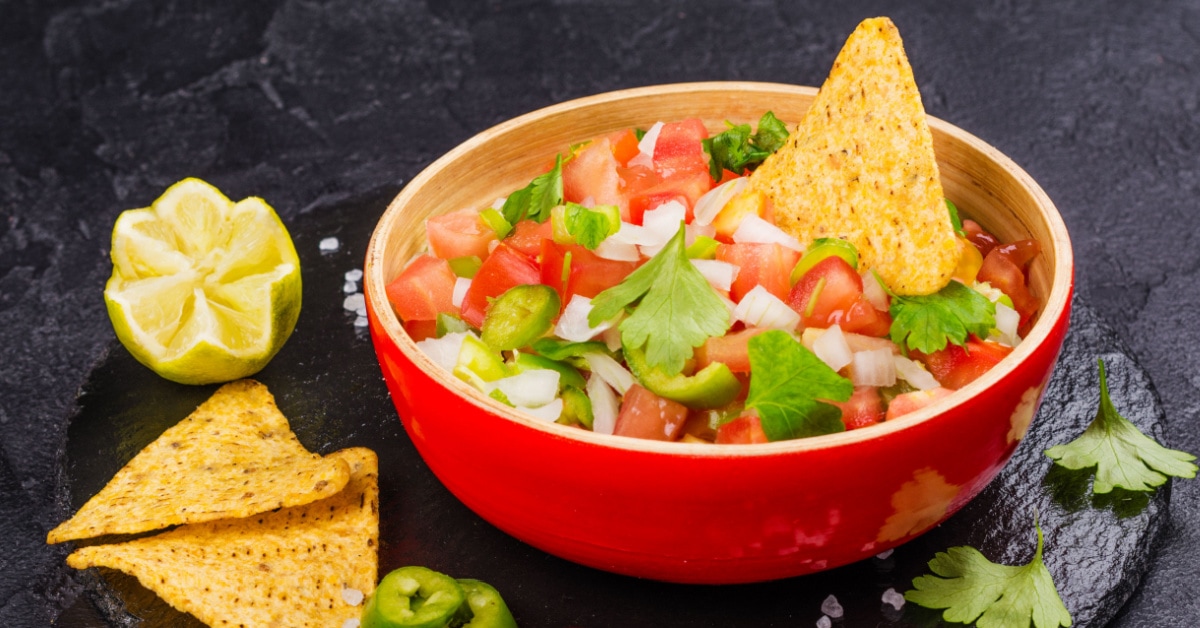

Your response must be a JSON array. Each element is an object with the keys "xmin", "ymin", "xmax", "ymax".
[
  {"xmin": 731, "ymin": 214, "xmax": 803, "ymax": 251},
  {"xmin": 583, "ymin": 352, "xmax": 634, "ymax": 395},
  {"xmin": 594, "ymin": 237, "xmax": 640, "ymax": 261},
  {"xmin": 686, "ymin": 221, "xmax": 716, "ymax": 245},
  {"xmin": 693, "ymin": 177, "xmax": 749, "ymax": 226},
  {"xmin": 691, "ymin": 259, "xmax": 739, "ymax": 292},
  {"xmin": 851, "ymin": 348, "xmax": 897, "ymax": 387},
  {"xmin": 733, "ymin": 285, "xmax": 800, "ymax": 330},
  {"xmin": 720, "ymin": 294, "xmax": 738, "ymax": 319},
  {"xmin": 862, "ymin": 271, "xmax": 890, "ymax": 311},
  {"xmin": 992, "ymin": 302, "xmax": 1021, "ymax": 347},
  {"xmin": 415, "ymin": 331, "xmax": 472, "ymax": 373},
  {"xmin": 601, "ymin": 325, "xmax": 623, "ymax": 352},
  {"xmin": 637, "ymin": 121, "xmax": 664, "ymax": 159},
  {"xmin": 587, "ymin": 375, "xmax": 620, "ymax": 435},
  {"xmin": 491, "ymin": 197, "xmax": 506, "ymax": 209},
  {"xmin": 517, "ymin": 397, "xmax": 564, "ymax": 422},
  {"xmin": 637, "ymin": 201, "xmax": 687, "ymax": 256},
  {"xmin": 812, "ymin": 325, "xmax": 853, "ymax": 371},
  {"xmin": 554, "ymin": 295, "xmax": 615, "ymax": 342},
  {"xmin": 608, "ymin": 222, "xmax": 658, "ymax": 246},
  {"xmin": 894, "ymin": 355, "xmax": 940, "ymax": 390},
  {"xmin": 451, "ymin": 277, "xmax": 472, "ymax": 308},
  {"xmin": 494, "ymin": 369, "xmax": 561, "ymax": 408}
]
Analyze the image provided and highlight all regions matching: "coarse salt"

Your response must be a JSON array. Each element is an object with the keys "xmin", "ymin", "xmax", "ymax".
[
  {"xmin": 342, "ymin": 586, "xmax": 365, "ymax": 606},
  {"xmin": 319, "ymin": 237, "xmax": 340, "ymax": 253},
  {"xmin": 875, "ymin": 548, "xmax": 894, "ymax": 560},
  {"xmin": 816, "ymin": 616, "xmax": 832, "ymax": 628},
  {"xmin": 820, "ymin": 594, "xmax": 844, "ymax": 618},
  {"xmin": 343, "ymin": 280, "xmax": 357, "ymax": 294},
  {"xmin": 342, "ymin": 619, "xmax": 361, "ymax": 628},
  {"xmin": 344, "ymin": 268, "xmax": 363, "ymax": 282},
  {"xmin": 882, "ymin": 587, "xmax": 905, "ymax": 610},
  {"xmin": 343, "ymin": 293, "xmax": 366, "ymax": 315}
]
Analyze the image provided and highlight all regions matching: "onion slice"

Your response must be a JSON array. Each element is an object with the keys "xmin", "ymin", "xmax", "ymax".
[
  {"xmin": 693, "ymin": 177, "xmax": 748, "ymax": 226},
  {"xmin": 583, "ymin": 352, "xmax": 635, "ymax": 395},
  {"xmin": 691, "ymin": 259, "xmax": 739, "ymax": 293},
  {"xmin": 731, "ymin": 214, "xmax": 803, "ymax": 251},
  {"xmin": 493, "ymin": 369, "xmax": 561, "ymax": 408},
  {"xmin": 733, "ymin": 285, "xmax": 800, "ymax": 330},
  {"xmin": 415, "ymin": 331, "xmax": 473, "ymax": 373},
  {"xmin": 587, "ymin": 374, "xmax": 620, "ymax": 435},
  {"xmin": 811, "ymin": 325, "xmax": 853, "ymax": 371},
  {"xmin": 555, "ymin": 295, "xmax": 615, "ymax": 342},
  {"xmin": 850, "ymin": 348, "xmax": 897, "ymax": 387},
  {"xmin": 894, "ymin": 355, "xmax": 940, "ymax": 390}
]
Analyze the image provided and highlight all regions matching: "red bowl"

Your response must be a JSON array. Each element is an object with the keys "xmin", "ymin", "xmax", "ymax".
[{"xmin": 364, "ymin": 82, "xmax": 1073, "ymax": 584}]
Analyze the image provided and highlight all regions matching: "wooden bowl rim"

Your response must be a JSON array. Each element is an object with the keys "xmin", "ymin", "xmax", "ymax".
[{"xmin": 365, "ymin": 80, "xmax": 1074, "ymax": 457}]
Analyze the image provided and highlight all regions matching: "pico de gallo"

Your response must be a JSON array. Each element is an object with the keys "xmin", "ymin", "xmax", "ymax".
[{"xmin": 385, "ymin": 114, "xmax": 1042, "ymax": 444}]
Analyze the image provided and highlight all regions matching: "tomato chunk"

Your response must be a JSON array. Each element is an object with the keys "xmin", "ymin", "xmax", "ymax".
[
  {"xmin": 459, "ymin": 244, "xmax": 541, "ymax": 328},
  {"xmin": 978, "ymin": 239, "xmax": 1041, "ymax": 330},
  {"xmin": 886, "ymin": 387, "xmax": 955, "ymax": 421},
  {"xmin": 715, "ymin": 413, "xmax": 770, "ymax": 444},
  {"xmin": 386, "ymin": 254, "xmax": 458, "ymax": 322},
  {"xmin": 505, "ymin": 219, "xmax": 553, "ymax": 260},
  {"xmin": 786, "ymin": 256, "xmax": 863, "ymax": 327},
  {"xmin": 426, "ymin": 209, "xmax": 498, "ymax": 260},
  {"xmin": 914, "ymin": 339, "xmax": 1013, "ymax": 390},
  {"xmin": 829, "ymin": 386, "xmax": 885, "ymax": 430},
  {"xmin": 540, "ymin": 240, "xmax": 639, "ymax": 304},
  {"xmin": 717, "ymin": 242, "xmax": 801, "ymax": 303},
  {"xmin": 563, "ymin": 138, "xmax": 624, "ymax": 212},
  {"xmin": 606, "ymin": 129, "xmax": 641, "ymax": 166},
  {"xmin": 695, "ymin": 327, "xmax": 768, "ymax": 374},
  {"xmin": 614, "ymin": 384, "xmax": 690, "ymax": 441}
]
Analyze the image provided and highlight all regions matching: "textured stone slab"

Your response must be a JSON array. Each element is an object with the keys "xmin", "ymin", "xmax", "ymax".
[{"xmin": 55, "ymin": 190, "xmax": 1168, "ymax": 627}]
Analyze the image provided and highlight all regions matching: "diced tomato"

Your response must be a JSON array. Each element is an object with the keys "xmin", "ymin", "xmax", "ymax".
[
  {"xmin": 385, "ymin": 254, "xmax": 458, "ymax": 322},
  {"xmin": 506, "ymin": 219, "xmax": 552, "ymax": 260},
  {"xmin": 613, "ymin": 384, "xmax": 690, "ymax": 441},
  {"xmin": 695, "ymin": 327, "xmax": 768, "ymax": 374},
  {"xmin": 885, "ymin": 387, "xmax": 955, "ymax": 421},
  {"xmin": 426, "ymin": 209, "xmax": 497, "ymax": 260},
  {"xmin": 962, "ymin": 219, "xmax": 1000, "ymax": 258},
  {"xmin": 606, "ymin": 129, "xmax": 641, "ymax": 166},
  {"xmin": 626, "ymin": 169, "xmax": 711, "ymax": 224},
  {"xmin": 459, "ymin": 244, "xmax": 542, "ymax": 328},
  {"xmin": 829, "ymin": 386, "xmax": 885, "ymax": 430},
  {"xmin": 651, "ymin": 119, "xmax": 709, "ymax": 173},
  {"xmin": 715, "ymin": 413, "xmax": 770, "ymax": 444},
  {"xmin": 563, "ymin": 138, "xmax": 624, "ymax": 212},
  {"xmin": 835, "ymin": 297, "xmax": 893, "ymax": 337},
  {"xmin": 402, "ymin": 319, "xmax": 439, "ymax": 342},
  {"xmin": 914, "ymin": 339, "xmax": 1014, "ymax": 390},
  {"xmin": 717, "ymin": 242, "xmax": 801, "ymax": 302},
  {"xmin": 786, "ymin": 256, "xmax": 864, "ymax": 328},
  {"xmin": 977, "ymin": 239, "xmax": 1041, "ymax": 330},
  {"xmin": 539, "ymin": 240, "xmax": 639, "ymax": 304}
]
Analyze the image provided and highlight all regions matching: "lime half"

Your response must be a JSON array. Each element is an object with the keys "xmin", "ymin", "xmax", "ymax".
[{"xmin": 104, "ymin": 178, "xmax": 302, "ymax": 385}]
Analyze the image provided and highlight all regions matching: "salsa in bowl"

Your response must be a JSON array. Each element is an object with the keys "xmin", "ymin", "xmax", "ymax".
[{"xmin": 364, "ymin": 80, "xmax": 1072, "ymax": 583}]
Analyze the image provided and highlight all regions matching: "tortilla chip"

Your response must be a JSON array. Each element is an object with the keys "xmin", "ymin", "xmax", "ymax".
[
  {"xmin": 48, "ymin": 380, "xmax": 350, "ymax": 543},
  {"xmin": 751, "ymin": 17, "xmax": 959, "ymax": 295},
  {"xmin": 67, "ymin": 447, "xmax": 379, "ymax": 627}
]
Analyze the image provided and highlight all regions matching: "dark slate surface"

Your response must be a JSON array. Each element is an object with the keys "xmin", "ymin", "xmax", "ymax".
[{"xmin": 1, "ymin": 1, "xmax": 1197, "ymax": 626}]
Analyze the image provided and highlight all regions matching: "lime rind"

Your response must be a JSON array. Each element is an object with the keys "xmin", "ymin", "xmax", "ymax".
[{"xmin": 104, "ymin": 178, "xmax": 302, "ymax": 385}]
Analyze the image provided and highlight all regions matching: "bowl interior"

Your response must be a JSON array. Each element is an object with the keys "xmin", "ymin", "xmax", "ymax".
[{"xmin": 366, "ymin": 81, "xmax": 1072, "ymax": 451}]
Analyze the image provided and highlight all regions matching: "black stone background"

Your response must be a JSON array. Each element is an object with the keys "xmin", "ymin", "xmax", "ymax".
[{"xmin": 2, "ymin": 0, "xmax": 1198, "ymax": 626}]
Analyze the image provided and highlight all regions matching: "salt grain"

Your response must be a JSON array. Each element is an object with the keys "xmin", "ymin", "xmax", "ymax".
[
  {"xmin": 342, "ymin": 586, "xmax": 365, "ymax": 606},
  {"xmin": 882, "ymin": 587, "xmax": 905, "ymax": 610},
  {"xmin": 354, "ymin": 315, "xmax": 369, "ymax": 328},
  {"xmin": 319, "ymin": 236, "xmax": 340, "ymax": 253},
  {"xmin": 344, "ymin": 268, "xmax": 363, "ymax": 282},
  {"xmin": 342, "ymin": 619, "xmax": 361, "ymax": 628},
  {"xmin": 875, "ymin": 549, "xmax": 894, "ymax": 560},
  {"xmin": 343, "ymin": 293, "xmax": 366, "ymax": 314},
  {"xmin": 343, "ymin": 280, "xmax": 358, "ymax": 293},
  {"xmin": 816, "ymin": 616, "xmax": 832, "ymax": 628},
  {"xmin": 820, "ymin": 594, "xmax": 843, "ymax": 618}
]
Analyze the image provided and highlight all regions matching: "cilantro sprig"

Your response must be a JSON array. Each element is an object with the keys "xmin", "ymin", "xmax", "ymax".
[
  {"xmin": 555, "ymin": 202, "xmax": 620, "ymax": 250},
  {"xmin": 888, "ymin": 280, "xmax": 996, "ymax": 354},
  {"xmin": 744, "ymin": 330, "xmax": 853, "ymax": 441},
  {"xmin": 501, "ymin": 154, "xmax": 564, "ymax": 225},
  {"xmin": 906, "ymin": 516, "xmax": 1072, "ymax": 628},
  {"xmin": 1045, "ymin": 359, "xmax": 1197, "ymax": 493},
  {"xmin": 588, "ymin": 224, "xmax": 730, "ymax": 376},
  {"xmin": 701, "ymin": 111, "xmax": 789, "ymax": 181}
]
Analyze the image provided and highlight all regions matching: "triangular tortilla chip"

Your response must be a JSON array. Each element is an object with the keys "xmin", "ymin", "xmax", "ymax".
[
  {"xmin": 66, "ymin": 447, "xmax": 379, "ymax": 627},
  {"xmin": 48, "ymin": 380, "xmax": 350, "ymax": 543},
  {"xmin": 751, "ymin": 17, "xmax": 959, "ymax": 295}
]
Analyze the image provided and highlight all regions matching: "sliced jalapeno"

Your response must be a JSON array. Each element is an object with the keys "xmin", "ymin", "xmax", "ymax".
[
  {"xmin": 480, "ymin": 284, "xmax": 560, "ymax": 350},
  {"xmin": 623, "ymin": 342, "xmax": 741, "ymax": 410},
  {"xmin": 458, "ymin": 579, "xmax": 519, "ymax": 628},
  {"xmin": 362, "ymin": 566, "xmax": 474, "ymax": 628},
  {"xmin": 448, "ymin": 256, "xmax": 483, "ymax": 279},
  {"xmin": 790, "ymin": 237, "xmax": 858, "ymax": 285},
  {"xmin": 436, "ymin": 313, "xmax": 471, "ymax": 338},
  {"xmin": 555, "ymin": 385, "xmax": 594, "ymax": 429}
]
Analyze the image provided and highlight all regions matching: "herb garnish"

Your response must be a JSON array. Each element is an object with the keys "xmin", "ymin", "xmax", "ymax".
[
  {"xmin": 1045, "ymin": 359, "xmax": 1197, "ymax": 493},
  {"xmin": 701, "ymin": 111, "xmax": 789, "ymax": 181},
  {"xmin": 906, "ymin": 516, "xmax": 1072, "ymax": 628},
  {"xmin": 744, "ymin": 330, "xmax": 853, "ymax": 440},
  {"xmin": 588, "ymin": 224, "xmax": 730, "ymax": 376},
  {"xmin": 501, "ymin": 154, "xmax": 564, "ymax": 225},
  {"xmin": 888, "ymin": 280, "xmax": 996, "ymax": 354}
]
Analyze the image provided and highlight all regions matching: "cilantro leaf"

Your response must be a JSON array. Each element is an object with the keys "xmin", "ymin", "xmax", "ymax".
[
  {"xmin": 889, "ymin": 280, "xmax": 996, "ymax": 354},
  {"xmin": 501, "ymin": 154, "xmax": 564, "ymax": 224},
  {"xmin": 946, "ymin": 198, "xmax": 967, "ymax": 237},
  {"xmin": 701, "ymin": 111, "xmax": 790, "ymax": 181},
  {"xmin": 588, "ymin": 224, "xmax": 730, "ymax": 376},
  {"xmin": 562, "ymin": 203, "xmax": 620, "ymax": 250},
  {"xmin": 744, "ymin": 330, "xmax": 853, "ymax": 441},
  {"xmin": 906, "ymin": 517, "xmax": 1072, "ymax": 628},
  {"xmin": 1045, "ymin": 359, "xmax": 1197, "ymax": 493}
]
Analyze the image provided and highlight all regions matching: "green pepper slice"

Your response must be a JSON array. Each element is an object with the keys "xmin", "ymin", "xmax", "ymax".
[
  {"xmin": 458, "ymin": 579, "xmax": 519, "ymax": 628},
  {"xmin": 436, "ymin": 313, "xmax": 472, "ymax": 338},
  {"xmin": 623, "ymin": 342, "xmax": 741, "ymax": 410},
  {"xmin": 790, "ymin": 237, "xmax": 858, "ymax": 285},
  {"xmin": 480, "ymin": 285, "xmax": 560, "ymax": 351},
  {"xmin": 453, "ymin": 335, "xmax": 509, "ymax": 389},
  {"xmin": 362, "ymin": 566, "xmax": 474, "ymax": 628},
  {"xmin": 448, "ymin": 256, "xmax": 483, "ymax": 279},
  {"xmin": 555, "ymin": 385, "xmax": 594, "ymax": 429}
]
